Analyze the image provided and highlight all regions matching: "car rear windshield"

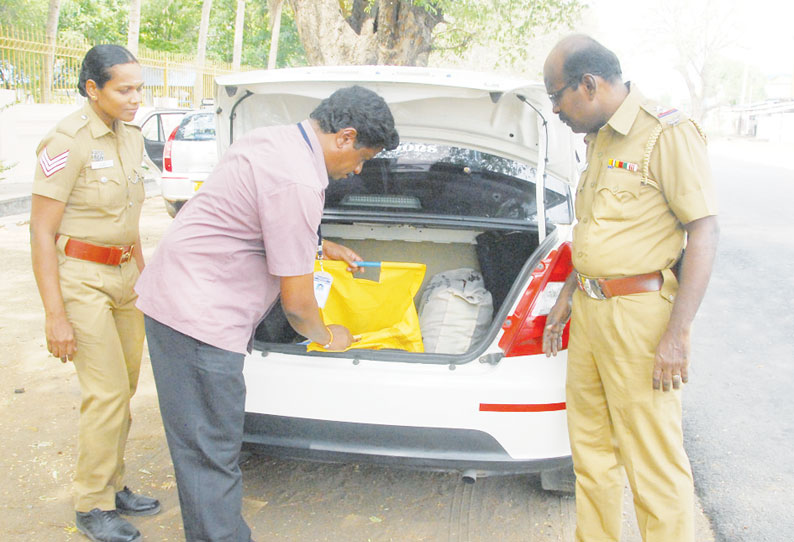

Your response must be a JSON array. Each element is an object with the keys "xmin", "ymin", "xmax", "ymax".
[
  {"xmin": 325, "ymin": 142, "xmax": 571, "ymax": 225},
  {"xmin": 176, "ymin": 113, "xmax": 216, "ymax": 141}
]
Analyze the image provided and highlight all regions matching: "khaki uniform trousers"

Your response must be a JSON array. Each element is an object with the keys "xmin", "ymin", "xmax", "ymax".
[
  {"xmin": 58, "ymin": 249, "xmax": 144, "ymax": 512},
  {"xmin": 566, "ymin": 288, "xmax": 694, "ymax": 542}
]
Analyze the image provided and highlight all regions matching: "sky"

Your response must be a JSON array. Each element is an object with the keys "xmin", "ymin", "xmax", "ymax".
[
  {"xmin": 585, "ymin": 0, "xmax": 794, "ymax": 104},
  {"xmin": 430, "ymin": 0, "xmax": 794, "ymax": 111}
]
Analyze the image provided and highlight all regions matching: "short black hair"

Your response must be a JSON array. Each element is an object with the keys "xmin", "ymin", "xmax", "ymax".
[
  {"xmin": 562, "ymin": 36, "xmax": 622, "ymax": 86},
  {"xmin": 310, "ymin": 85, "xmax": 399, "ymax": 151},
  {"xmin": 78, "ymin": 44, "xmax": 138, "ymax": 97}
]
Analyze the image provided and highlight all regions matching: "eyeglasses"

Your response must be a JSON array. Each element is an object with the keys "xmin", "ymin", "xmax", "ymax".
[{"xmin": 547, "ymin": 80, "xmax": 578, "ymax": 106}]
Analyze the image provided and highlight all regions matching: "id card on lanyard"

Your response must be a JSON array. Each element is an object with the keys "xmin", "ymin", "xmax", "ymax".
[{"xmin": 298, "ymin": 122, "xmax": 333, "ymax": 307}]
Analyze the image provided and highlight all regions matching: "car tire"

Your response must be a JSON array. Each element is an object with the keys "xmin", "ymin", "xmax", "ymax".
[
  {"xmin": 163, "ymin": 199, "xmax": 184, "ymax": 218},
  {"xmin": 540, "ymin": 463, "xmax": 576, "ymax": 493}
]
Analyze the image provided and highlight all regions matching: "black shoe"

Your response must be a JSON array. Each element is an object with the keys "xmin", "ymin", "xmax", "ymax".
[
  {"xmin": 75, "ymin": 509, "xmax": 141, "ymax": 542},
  {"xmin": 115, "ymin": 486, "xmax": 161, "ymax": 516}
]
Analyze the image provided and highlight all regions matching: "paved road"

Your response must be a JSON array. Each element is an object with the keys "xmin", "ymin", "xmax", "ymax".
[{"xmin": 685, "ymin": 140, "xmax": 794, "ymax": 542}]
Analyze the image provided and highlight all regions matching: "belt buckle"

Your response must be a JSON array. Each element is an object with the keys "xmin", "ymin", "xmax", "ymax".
[
  {"xmin": 119, "ymin": 249, "xmax": 132, "ymax": 264},
  {"xmin": 577, "ymin": 273, "xmax": 606, "ymax": 300}
]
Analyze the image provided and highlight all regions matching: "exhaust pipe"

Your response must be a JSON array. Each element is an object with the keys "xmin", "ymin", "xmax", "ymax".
[{"xmin": 461, "ymin": 469, "xmax": 478, "ymax": 484}]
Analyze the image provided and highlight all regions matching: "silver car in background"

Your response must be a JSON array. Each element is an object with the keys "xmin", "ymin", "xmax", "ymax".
[{"xmin": 160, "ymin": 109, "xmax": 218, "ymax": 217}]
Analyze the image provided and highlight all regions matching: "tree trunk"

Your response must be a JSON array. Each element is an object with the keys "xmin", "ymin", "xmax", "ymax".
[
  {"xmin": 43, "ymin": 0, "xmax": 61, "ymax": 103},
  {"xmin": 194, "ymin": 0, "xmax": 213, "ymax": 106},
  {"xmin": 232, "ymin": 0, "xmax": 246, "ymax": 70},
  {"xmin": 267, "ymin": 0, "xmax": 283, "ymax": 69},
  {"xmin": 375, "ymin": 0, "xmax": 440, "ymax": 66},
  {"xmin": 678, "ymin": 65, "xmax": 704, "ymax": 122},
  {"xmin": 127, "ymin": 0, "xmax": 141, "ymax": 56},
  {"xmin": 287, "ymin": 0, "xmax": 441, "ymax": 66}
]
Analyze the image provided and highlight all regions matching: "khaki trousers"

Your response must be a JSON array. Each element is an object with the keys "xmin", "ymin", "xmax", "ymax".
[
  {"xmin": 566, "ymin": 287, "xmax": 694, "ymax": 542},
  {"xmin": 58, "ymin": 252, "xmax": 144, "ymax": 512}
]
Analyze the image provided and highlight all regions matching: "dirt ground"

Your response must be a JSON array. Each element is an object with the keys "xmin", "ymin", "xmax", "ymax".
[{"xmin": 0, "ymin": 195, "xmax": 716, "ymax": 542}]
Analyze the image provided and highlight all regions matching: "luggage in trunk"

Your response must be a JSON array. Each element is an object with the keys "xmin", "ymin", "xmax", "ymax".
[{"xmin": 253, "ymin": 223, "xmax": 540, "ymax": 355}]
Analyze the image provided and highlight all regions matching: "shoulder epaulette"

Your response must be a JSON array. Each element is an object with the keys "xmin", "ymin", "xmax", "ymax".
[
  {"xmin": 639, "ymin": 102, "xmax": 707, "ymax": 190},
  {"xmin": 56, "ymin": 109, "xmax": 90, "ymax": 139},
  {"xmin": 641, "ymin": 102, "xmax": 684, "ymax": 127}
]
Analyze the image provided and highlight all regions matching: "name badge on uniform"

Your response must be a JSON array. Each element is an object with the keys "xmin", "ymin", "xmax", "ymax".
[{"xmin": 91, "ymin": 159, "xmax": 114, "ymax": 170}]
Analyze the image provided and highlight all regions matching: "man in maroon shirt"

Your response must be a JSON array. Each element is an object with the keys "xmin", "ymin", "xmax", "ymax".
[{"xmin": 136, "ymin": 86, "xmax": 399, "ymax": 542}]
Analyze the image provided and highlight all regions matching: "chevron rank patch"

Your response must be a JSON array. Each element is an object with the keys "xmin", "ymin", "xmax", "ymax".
[{"xmin": 39, "ymin": 148, "xmax": 70, "ymax": 177}]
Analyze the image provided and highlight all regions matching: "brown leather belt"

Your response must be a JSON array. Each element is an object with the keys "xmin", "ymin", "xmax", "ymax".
[
  {"xmin": 577, "ymin": 271, "xmax": 663, "ymax": 300},
  {"xmin": 56, "ymin": 234, "xmax": 134, "ymax": 266}
]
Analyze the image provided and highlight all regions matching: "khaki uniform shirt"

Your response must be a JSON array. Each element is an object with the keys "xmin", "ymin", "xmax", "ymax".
[
  {"xmin": 572, "ymin": 85, "xmax": 717, "ymax": 278},
  {"xmin": 33, "ymin": 103, "xmax": 145, "ymax": 246}
]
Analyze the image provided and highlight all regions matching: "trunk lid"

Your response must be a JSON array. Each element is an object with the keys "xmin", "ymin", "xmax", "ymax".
[{"xmin": 214, "ymin": 66, "xmax": 580, "ymax": 187}]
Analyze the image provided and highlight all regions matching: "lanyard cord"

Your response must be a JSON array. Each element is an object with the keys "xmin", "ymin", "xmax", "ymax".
[{"xmin": 297, "ymin": 122, "xmax": 323, "ymax": 260}]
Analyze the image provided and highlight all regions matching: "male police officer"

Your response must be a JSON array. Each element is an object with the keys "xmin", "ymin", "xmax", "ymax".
[{"xmin": 541, "ymin": 35, "xmax": 719, "ymax": 542}]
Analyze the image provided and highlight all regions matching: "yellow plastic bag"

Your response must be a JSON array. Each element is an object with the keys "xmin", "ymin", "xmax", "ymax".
[{"xmin": 308, "ymin": 260, "xmax": 426, "ymax": 352}]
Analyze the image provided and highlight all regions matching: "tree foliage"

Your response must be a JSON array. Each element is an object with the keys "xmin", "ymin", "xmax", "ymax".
[
  {"xmin": 646, "ymin": 0, "xmax": 739, "ymax": 120},
  {"xmin": 711, "ymin": 55, "xmax": 766, "ymax": 106},
  {"xmin": 60, "ymin": 0, "xmax": 130, "ymax": 45},
  {"xmin": 0, "ymin": 0, "xmax": 46, "ymax": 27},
  {"xmin": 3, "ymin": 0, "xmax": 580, "ymax": 70},
  {"xmin": 139, "ymin": 0, "xmax": 205, "ymax": 53},
  {"xmin": 431, "ymin": 0, "xmax": 583, "ymax": 67},
  {"xmin": 296, "ymin": 0, "xmax": 584, "ymax": 68},
  {"xmin": 4, "ymin": 0, "xmax": 305, "ymax": 69},
  {"xmin": 138, "ymin": 0, "xmax": 305, "ymax": 66}
]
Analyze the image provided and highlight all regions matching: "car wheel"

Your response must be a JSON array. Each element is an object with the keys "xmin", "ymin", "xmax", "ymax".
[{"xmin": 163, "ymin": 199, "xmax": 185, "ymax": 218}]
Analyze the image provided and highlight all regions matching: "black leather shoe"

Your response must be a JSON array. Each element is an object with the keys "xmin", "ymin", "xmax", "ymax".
[
  {"xmin": 115, "ymin": 486, "xmax": 161, "ymax": 516},
  {"xmin": 75, "ymin": 508, "xmax": 141, "ymax": 542}
]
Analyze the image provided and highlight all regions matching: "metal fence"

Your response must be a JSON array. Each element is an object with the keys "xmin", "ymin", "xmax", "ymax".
[{"xmin": 0, "ymin": 25, "xmax": 250, "ymax": 107}]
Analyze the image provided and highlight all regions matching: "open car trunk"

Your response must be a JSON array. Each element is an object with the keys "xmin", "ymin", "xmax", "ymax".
[
  {"xmin": 214, "ymin": 67, "xmax": 578, "ymax": 359},
  {"xmin": 252, "ymin": 141, "xmax": 572, "ymax": 359},
  {"xmin": 254, "ymin": 222, "xmax": 544, "ymax": 352}
]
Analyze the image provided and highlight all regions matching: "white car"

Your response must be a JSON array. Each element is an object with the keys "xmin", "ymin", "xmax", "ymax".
[
  {"xmin": 161, "ymin": 109, "xmax": 218, "ymax": 217},
  {"xmin": 215, "ymin": 66, "xmax": 581, "ymax": 488},
  {"xmin": 131, "ymin": 107, "xmax": 189, "ymax": 185}
]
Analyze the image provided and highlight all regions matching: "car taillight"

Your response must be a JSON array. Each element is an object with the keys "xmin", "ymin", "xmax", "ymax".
[
  {"xmin": 499, "ymin": 241, "xmax": 573, "ymax": 357},
  {"xmin": 163, "ymin": 125, "xmax": 178, "ymax": 172}
]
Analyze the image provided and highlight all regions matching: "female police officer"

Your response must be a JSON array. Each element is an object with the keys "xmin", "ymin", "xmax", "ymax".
[{"xmin": 30, "ymin": 45, "xmax": 160, "ymax": 542}]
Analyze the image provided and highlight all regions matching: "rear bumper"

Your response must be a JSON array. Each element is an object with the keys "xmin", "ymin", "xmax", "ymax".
[
  {"xmin": 243, "ymin": 349, "xmax": 572, "ymax": 463},
  {"xmin": 243, "ymin": 412, "xmax": 572, "ymax": 475},
  {"xmin": 161, "ymin": 174, "xmax": 207, "ymax": 202}
]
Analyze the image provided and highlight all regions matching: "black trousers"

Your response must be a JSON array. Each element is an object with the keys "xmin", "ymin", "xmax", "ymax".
[{"xmin": 145, "ymin": 315, "xmax": 252, "ymax": 542}]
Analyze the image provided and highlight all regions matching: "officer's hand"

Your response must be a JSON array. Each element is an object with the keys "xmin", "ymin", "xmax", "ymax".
[
  {"xmin": 325, "ymin": 324, "xmax": 355, "ymax": 351},
  {"xmin": 322, "ymin": 240, "xmax": 363, "ymax": 273},
  {"xmin": 46, "ymin": 314, "xmax": 77, "ymax": 363},
  {"xmin": 653, "ymin": 326, "xmax": 690, "ymax": 391},
  {"xmin": 542, "ymin": 297, "xmax": 572, "ymax": 357}
]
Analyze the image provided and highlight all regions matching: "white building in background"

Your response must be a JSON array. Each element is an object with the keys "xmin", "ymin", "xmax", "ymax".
[
  {"xmin": 765, "ymin": 73, "xmax": 794, "ymax": 101},
  {"xmin": 731, "ymin": 100, "xmax": 794, "ymax": 143}
]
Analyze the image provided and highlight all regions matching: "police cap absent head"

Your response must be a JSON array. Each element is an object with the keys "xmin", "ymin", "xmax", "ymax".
[
  {"xmin": 311, "ymin": 85, "xmax": 400, "ymax": 152},
  {"xmin": 78, "ymin": 44, "xmax": 138, "ymax": 98}
]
